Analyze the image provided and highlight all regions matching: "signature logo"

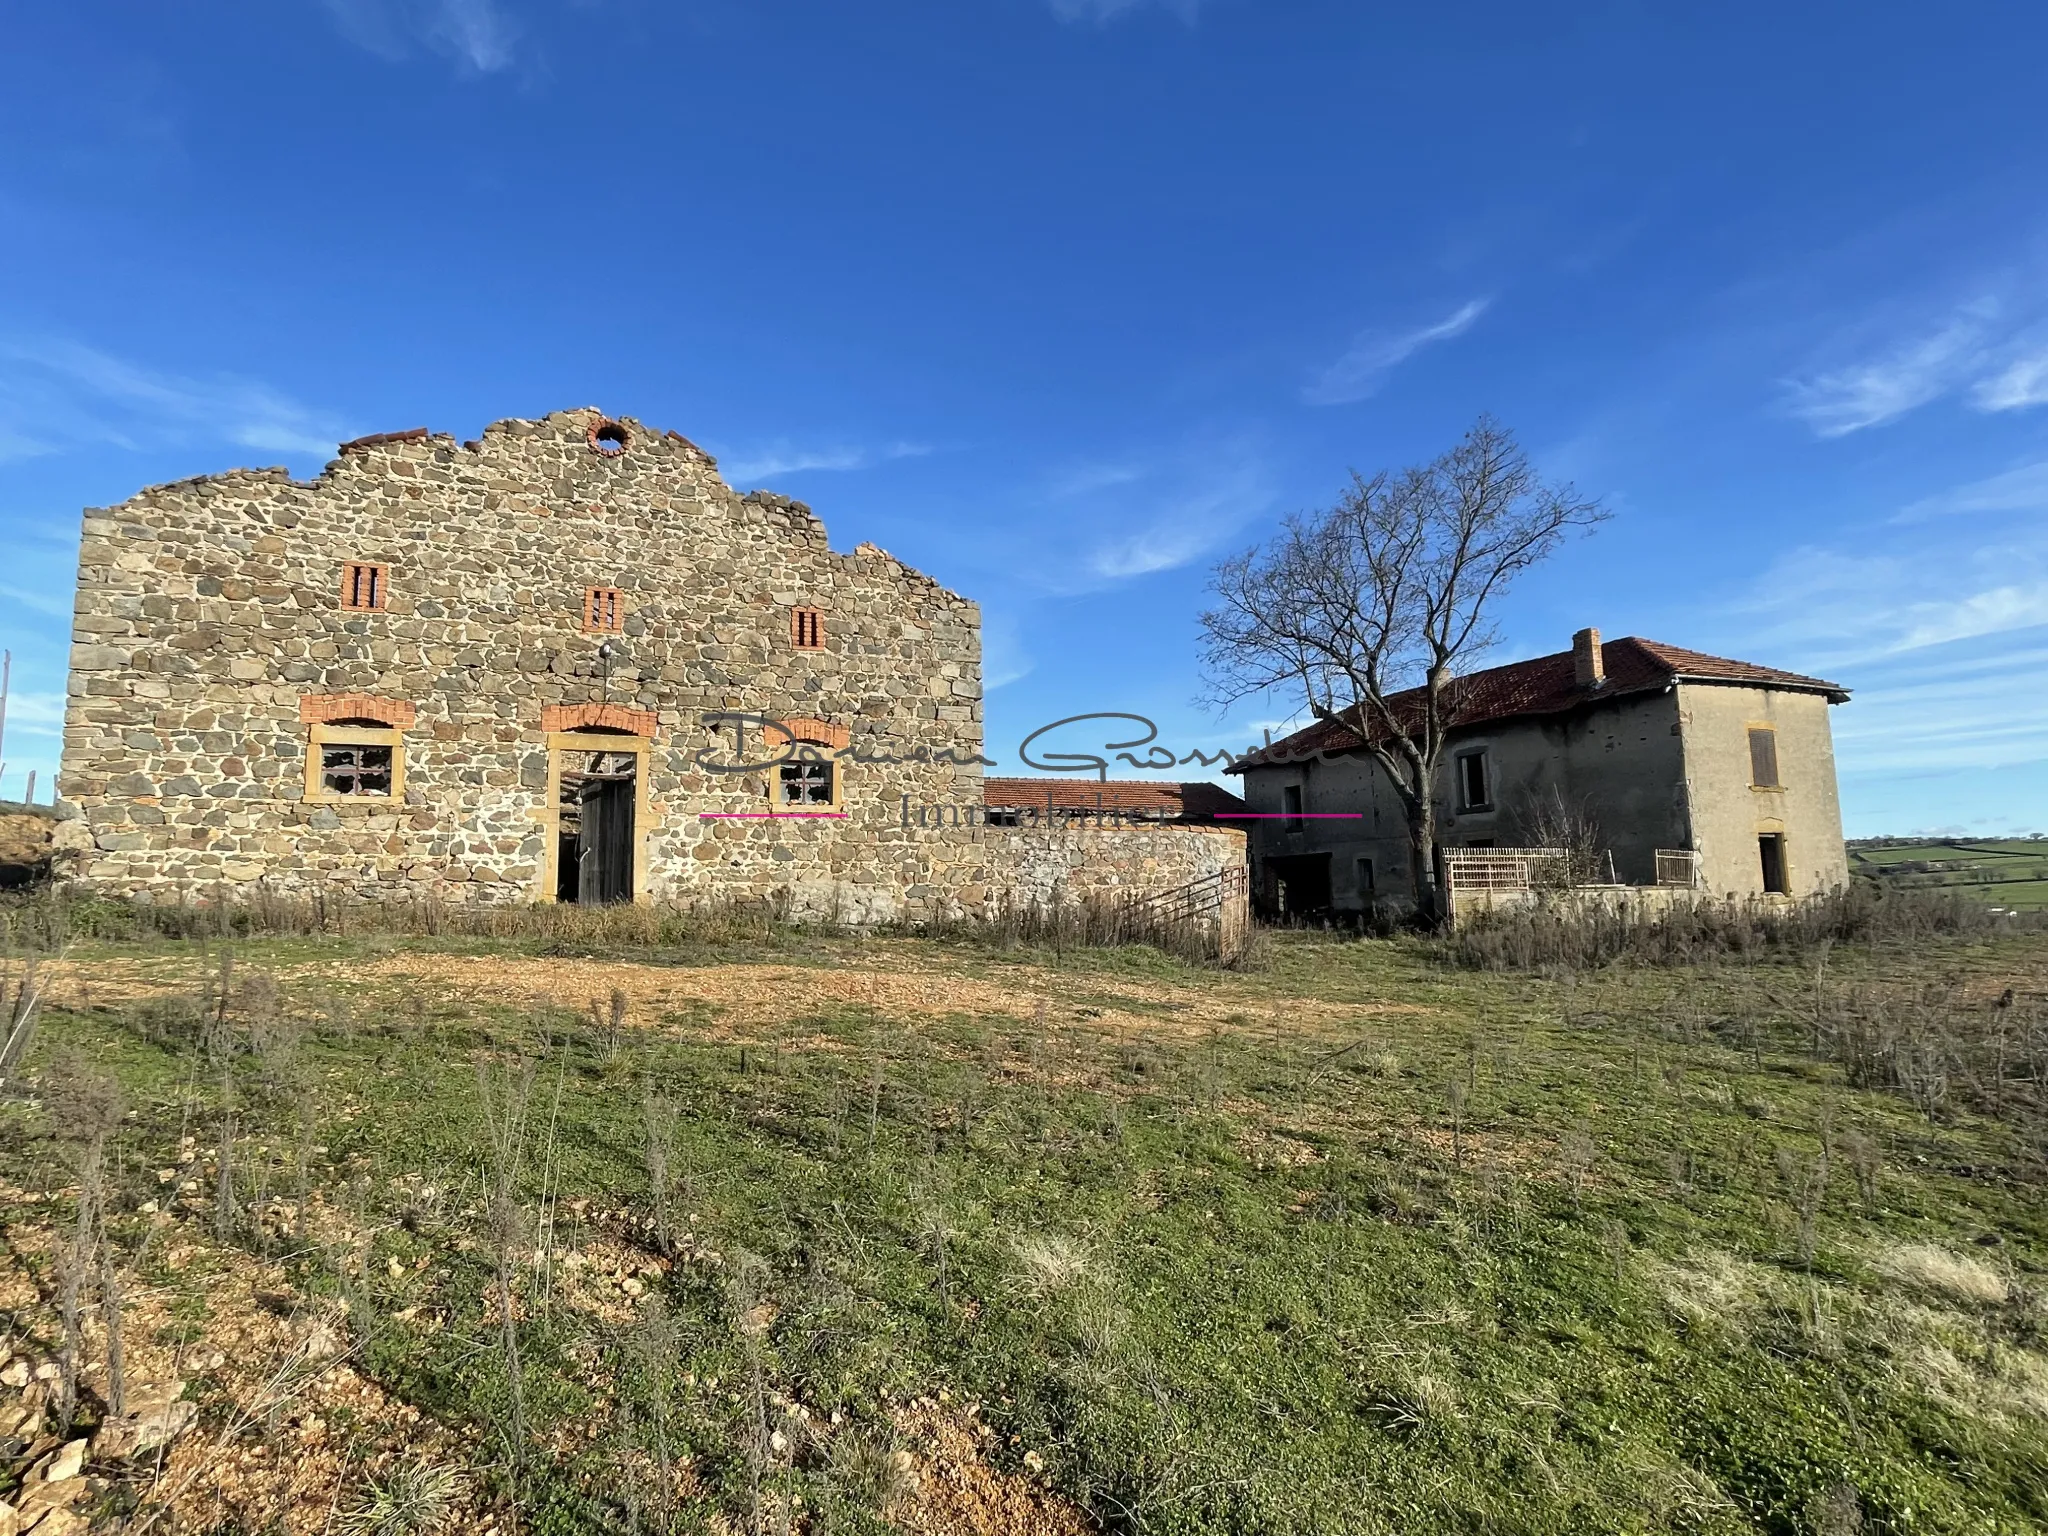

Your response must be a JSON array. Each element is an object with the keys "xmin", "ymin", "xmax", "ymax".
[{"xmin": 692, "ymin": 711, "xmax": 1298, "ymax": 779}]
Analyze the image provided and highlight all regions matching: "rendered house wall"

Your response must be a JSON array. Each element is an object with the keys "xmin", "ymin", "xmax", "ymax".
[
  {"xmin": 1238, "ymin": 682, "xmax": 1845, "ymax": 910},
  {"xmin": 1675, "ymin": 683, "xmax": 1848, "ymax": 897}
]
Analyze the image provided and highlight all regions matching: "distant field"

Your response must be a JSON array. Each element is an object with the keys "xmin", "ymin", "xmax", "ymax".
[{"xmin": 1849, "ymin": 836, "xmax": 2048, "ymax": 910}]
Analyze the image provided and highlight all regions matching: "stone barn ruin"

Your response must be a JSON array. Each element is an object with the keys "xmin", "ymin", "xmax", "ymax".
[{"xmin": 54, "ymin": 408, "xmax": 1243, "ymax": 923}]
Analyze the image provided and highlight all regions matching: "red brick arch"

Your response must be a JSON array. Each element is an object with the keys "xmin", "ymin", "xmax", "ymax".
[
  {"xmin": 541, "ymin": 703, "xmax": 658, "ymax": 737},
  {"xmin": 299, "ymin": 693, "xmax": 416, "ymax": 728},
  {"xmin": 761, "ymin": 716, "xmax": 850, "ymax": 750}
]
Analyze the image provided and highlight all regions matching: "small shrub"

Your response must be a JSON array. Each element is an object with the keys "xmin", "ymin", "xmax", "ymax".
[{"xmin": 338, "ymin": 1461, "xmax": 463, "ymax": 1535}]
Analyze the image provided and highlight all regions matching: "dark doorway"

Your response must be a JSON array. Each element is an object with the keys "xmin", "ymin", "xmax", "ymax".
[
  {"xmin": 557, "ymin": 744, "xmax": 638, "ymax": 904},
  {"xmin": 1758, "ymin": 834, "xmax": 1788, "ymax": 895},
  {"xmin": 1263, "ymin": 853, "xmax": 1333, "ymax": 917}
]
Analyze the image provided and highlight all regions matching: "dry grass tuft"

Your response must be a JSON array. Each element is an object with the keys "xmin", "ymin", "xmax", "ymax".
[
  {"xmin": 1870, "ymin": 1242, "xmax": 2009, "ymax": 1306},
  {"xmin": 1010, "ymin": 1233, "xmax": 1094, "ymax": 1298}
]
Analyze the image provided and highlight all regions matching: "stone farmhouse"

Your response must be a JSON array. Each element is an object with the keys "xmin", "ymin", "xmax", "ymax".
[
  {"xmin": 54, "ymin": 408, "xmax": 1240, "ymax": 920},
  {"xmin": 1230, "ymin": 629, "xmax": 1851, "ymax": 917}
]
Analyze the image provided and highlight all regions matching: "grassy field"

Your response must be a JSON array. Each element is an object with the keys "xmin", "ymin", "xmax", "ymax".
[
  {"xmin": 1851, "ymin": 839, "xmax": 2048, "ymax": 912},
  {"xmin": 1, "ymin": 908, "xmax": 2045, "ymax": 1535}
]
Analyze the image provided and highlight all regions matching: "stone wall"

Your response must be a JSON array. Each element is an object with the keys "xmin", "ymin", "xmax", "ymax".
[{"xmin": 55, "ymin": 406, "xmax": 1242, "ymax": 920}]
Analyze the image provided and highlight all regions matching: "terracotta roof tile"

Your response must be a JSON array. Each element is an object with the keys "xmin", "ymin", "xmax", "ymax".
[
  {"xmin": 1229, "ymin": 637, "xmax": 1847, "ymax": 771},
  {"xmin": 981, "ymin": 778, "xmax": 1247, "ymax": 819}
]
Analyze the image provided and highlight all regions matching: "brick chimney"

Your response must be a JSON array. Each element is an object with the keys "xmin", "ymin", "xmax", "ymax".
[{"xmin": 1573, "ymin": 627, "xmax": 1605, "ymax": 689}]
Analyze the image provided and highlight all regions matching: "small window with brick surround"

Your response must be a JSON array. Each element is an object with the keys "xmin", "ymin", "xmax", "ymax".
[
  {"xmin": 791, "ymin": 607, "xmax": 825, "ymax": 650},
  {"xmin": 340, "ymin": 562, "xmax": 387, "ymax": 611},
  {"xmin": 304, "ymin": 719, "xmax": 405, "ymax": 803},
  {"xmin": 584, "ymin": 586, "xmax": 624, "ymax": 633}
]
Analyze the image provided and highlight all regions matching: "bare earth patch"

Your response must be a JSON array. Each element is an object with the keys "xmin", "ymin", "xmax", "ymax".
[
  {"xmin": 43, "ymin": 948, "xmax": 1428, "ymax": 1047},
  {"xmin": 892, "ymin": 1398, "xmax": 1091, "ymax": 1536}
]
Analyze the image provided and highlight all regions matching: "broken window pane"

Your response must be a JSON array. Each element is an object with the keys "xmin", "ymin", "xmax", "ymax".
[
  {"xmin": 780, "ymin": 762, "xmax": 834, "ymax": 806},
  {"xmin": 321, "ymin": 743, "xmax": 394, "ymax": 796}
]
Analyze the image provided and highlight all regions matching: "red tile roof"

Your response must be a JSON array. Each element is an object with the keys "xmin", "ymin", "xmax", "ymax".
[
  {"xmin": 1229, "ymin": 637, "xmax": 1847, "ymax": 771},
  {"xmin": 981, "ymin": 778, "xmax": 1248, "ymax": 819}
]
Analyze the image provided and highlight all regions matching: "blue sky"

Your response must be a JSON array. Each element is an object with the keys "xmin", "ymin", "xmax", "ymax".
[{"xmin": 4, "ymin": 1, "xmax": 2047, "ymax": 835}]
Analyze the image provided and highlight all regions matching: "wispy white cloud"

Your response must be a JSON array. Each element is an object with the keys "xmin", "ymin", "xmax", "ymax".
[
  {"xmin": 1972, "ymin": 341, "xmax": 2048, "ymax": 412},
  {"xmin": 718, "ymin": 440, "xmax": 933, "ymax": 484},
  {"xmin": 1081, "ymin": 456, "xmax": 1271, "ymax": 583},
  {"xmin": 1781, "ymin": 308, "xmax": 1993, "ymax": 436},
  {"xmin": 319, "ymin": 0, "xmax": 520, "ymax": 74},
  {"xmin": 0, "ymin": 338, "xmax": 353, "ymax": 464},
  {"xmin": 1047, "ymin": 0, "xmax": 1200, "ymax": 24},
  {"xmin": 0, "ymin": 689, "xmax": 65, "ymax": 739},
  {"xmin": 1302, "ymin": 297, "xmax": 1491, "ymax": 407},
  {"xmin": 1782, "ymin": 293, "xmax": 2048, "ymax": 436},
  {"xmin": 980, "ymin": 612, "xmax": 1034, "ymax": 691},
  {"xmin": 0, "ymin": 583, "xmax": 72, "ymax": 619},
  {"xmin": 1895, "ymin": 460, "xmax": 2048, "ymax": 522}
]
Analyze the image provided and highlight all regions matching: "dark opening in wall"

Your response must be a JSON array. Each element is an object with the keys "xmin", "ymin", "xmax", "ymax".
[{"xmin": 589, "ymin": 419, "xmax": 630, "ymax": 457}]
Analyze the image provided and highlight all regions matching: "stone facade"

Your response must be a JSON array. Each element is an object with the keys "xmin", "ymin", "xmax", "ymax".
[{"xmin": 56, "ymin": 408, "xmax": 1241, "ymax": 917}]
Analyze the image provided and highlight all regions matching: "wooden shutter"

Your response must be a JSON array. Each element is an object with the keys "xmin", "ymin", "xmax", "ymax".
[{"xmin": 1748, "ymin": 728, "xmax": 1780, "ymax": 788}]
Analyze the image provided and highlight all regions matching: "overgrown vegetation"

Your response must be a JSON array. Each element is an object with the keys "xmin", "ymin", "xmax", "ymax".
[
  {"xmin": 1443, "ymin": 882, "xmax": 2044, "ymax": 971},
  {"xmin": 0, "ymin": 882, "xmax": 1247, "ymax": 969},
  {"xmin": 1, "ymin": 908, "xmax": 2044, "ymax": 1533}
]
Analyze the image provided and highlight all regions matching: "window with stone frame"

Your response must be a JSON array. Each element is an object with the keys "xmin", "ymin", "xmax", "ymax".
[
  {"xmin": 1748, "ymin": 727, "xmax": 1781, "ymax": 788},
  {"xmin": 790, "ymin": 607, "xmax": 825, "ymax": 650},
  {"xmin": 778, "ymin": 759, "xmax": 835, "ymax": 808},
  {"xmin": 583, "ymin": 585, "xmax": 625, "ymax": 633},
  {"xmin": 340, "ymin": 561, "xmax": 388, "ymax": 611},
  {"xmin": 304, "ymin": 720, "xmax": 405, "ymax": 803}
]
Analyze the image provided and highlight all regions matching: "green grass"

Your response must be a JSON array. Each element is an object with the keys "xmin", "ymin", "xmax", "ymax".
[
  {"xmin": 1851, "ymin": 838, "xmax": 2048, "ymax": 910},
  {"xmin": 5, "ymin": 927, "xmax": 2047, "ymax": 1535}
]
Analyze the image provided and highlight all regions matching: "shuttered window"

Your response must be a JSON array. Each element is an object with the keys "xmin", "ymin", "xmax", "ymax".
[{"xmin": 1748, "ymin": 727, "xmax": 1780, "ymax": 788}]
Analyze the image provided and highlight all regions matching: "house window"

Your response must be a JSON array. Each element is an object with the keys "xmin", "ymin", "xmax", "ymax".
[
  {"xmin": 340, "ymin": 562, "xmax": 387, "ymax": 611},
  {"xmin": 1457, "ymin": 750, "xmax": 1491, "ymax": 810},
  {"xmin": 1748, "ymin": 727, "xmax": 1781, "ymax": 788},
  {"xmin": 583, "ymin": 586, "xmax": 624, "ymax": 633},
  {"xmin": 791, "ymin": 607, "xmax": 825, "ymax": 650},
  {"xmin": 778, "ymin": 760, "xmax": 834, "ymax": 807},
  {"xmin": 1282, "ymin": 783, "xmax": 1304, "ymax": 830},
  {"xmin": 304, "ymin": 721, "xmax": 404, "ymax": 803},
  {"xmin": 985, "ymin": 808, "xmax": 1022, "ymax": 827},
  {"xmin": 1759, "ymin": 833, "xmax": 1789, "ymax": 894},
  {"xmin": 1356, "ymin": 858, "xmax": 1375, "ymax": 895}
]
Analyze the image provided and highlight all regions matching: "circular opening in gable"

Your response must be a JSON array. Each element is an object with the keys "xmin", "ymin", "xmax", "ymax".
[{"xmin": 589, "ymin": 420, "xmax": 629, "ymax": 457}]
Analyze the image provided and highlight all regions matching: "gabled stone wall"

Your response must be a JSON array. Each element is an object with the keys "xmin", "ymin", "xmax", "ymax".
[{"xmin": 56, "ymin": 406, "xmax": 1240, "ymax": 918}]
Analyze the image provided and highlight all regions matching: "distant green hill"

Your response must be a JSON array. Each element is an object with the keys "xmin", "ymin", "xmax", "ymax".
[{"xmin": 1848, "ymin": 836, "xmax": 2048, "ymax": 910}]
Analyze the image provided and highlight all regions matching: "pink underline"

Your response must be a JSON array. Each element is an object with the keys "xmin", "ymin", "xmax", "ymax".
[
  {"xmin": 698, "ymin": 812, "xmax": 849, "ymax": 819},
  {"xmin": 1215, "ymin": 813, "xmax": 1364, "ymax": 819}
]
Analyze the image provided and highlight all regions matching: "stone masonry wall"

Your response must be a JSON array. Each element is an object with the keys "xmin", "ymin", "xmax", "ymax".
[{"xmin": 56, "ymin": 407, "xmax": 1241, "ymax": 919}]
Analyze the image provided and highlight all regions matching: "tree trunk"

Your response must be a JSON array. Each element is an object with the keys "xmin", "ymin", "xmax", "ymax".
[{"xmin": 1409, "ymin": 796, "xmax": 1445, "ymax": 928}]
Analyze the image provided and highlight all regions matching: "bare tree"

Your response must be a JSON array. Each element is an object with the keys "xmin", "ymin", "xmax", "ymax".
[
  {"xmin": 1516, "ymin": 788, "xmax": 1607, "ymax": 888},
  {"xmin": 1201, "ymin": 418, "xmax": 1604, "ymax": 923}
]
